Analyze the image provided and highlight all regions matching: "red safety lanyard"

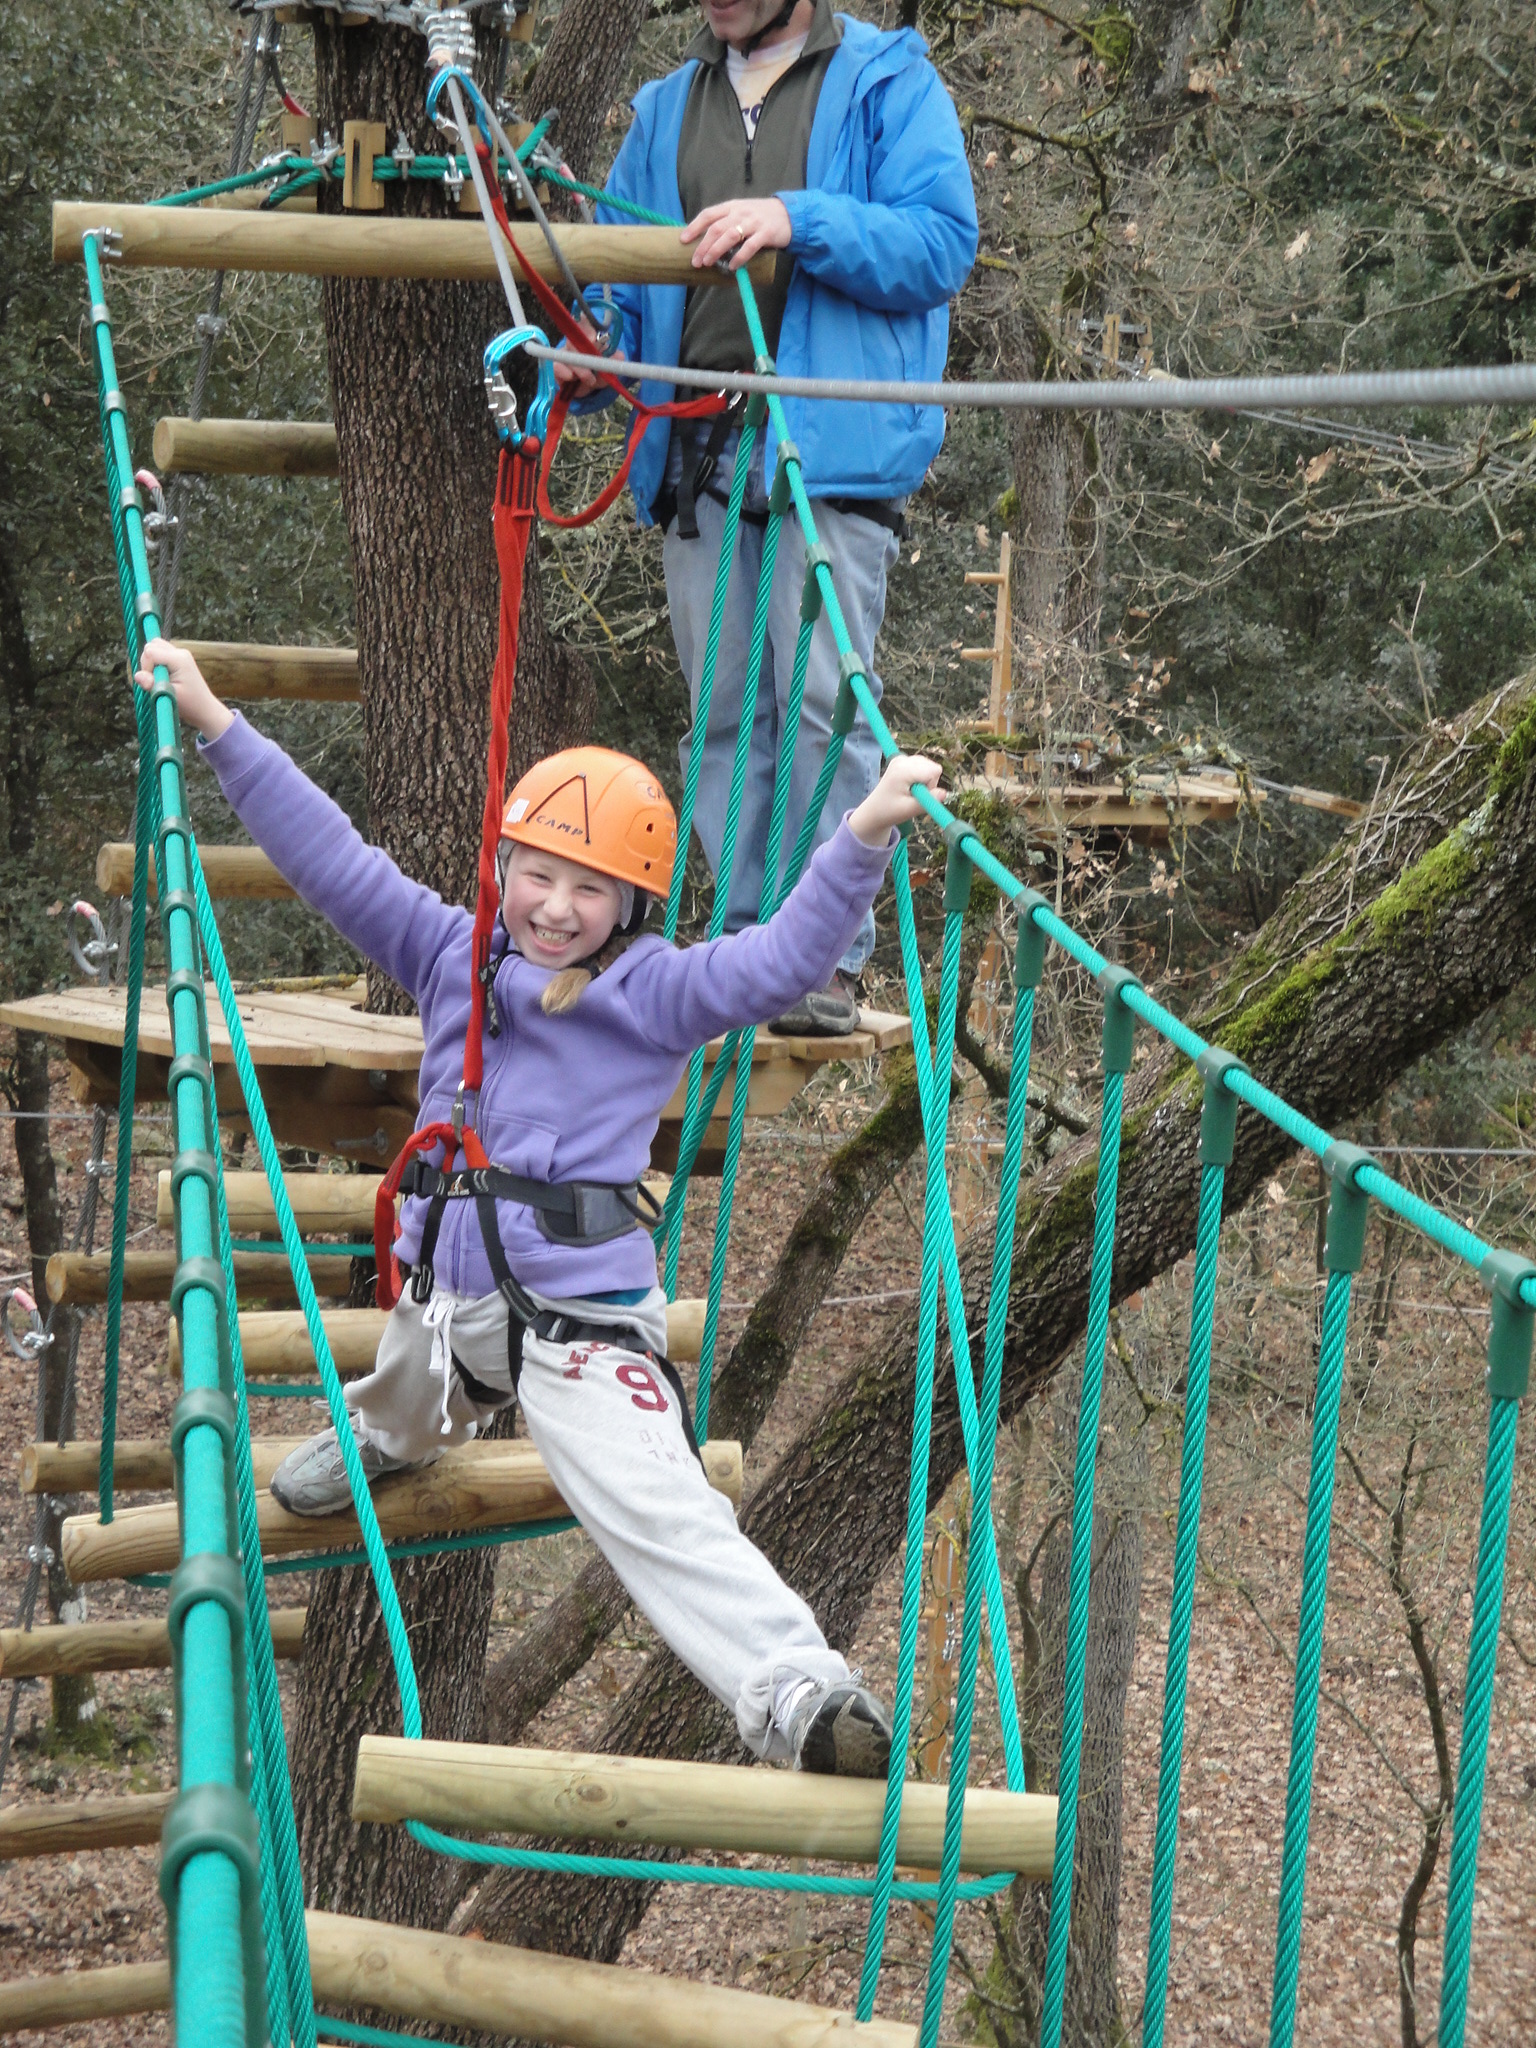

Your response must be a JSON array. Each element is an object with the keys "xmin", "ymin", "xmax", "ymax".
[{"xmin": 376, "ymin": 165, "xmax": 728, "ymax": 1308}]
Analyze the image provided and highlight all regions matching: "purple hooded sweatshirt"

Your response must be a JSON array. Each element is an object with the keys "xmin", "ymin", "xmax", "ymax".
[{"xmin": 202, "ymin": 715, "xmax": 895, "ymax": 1299}]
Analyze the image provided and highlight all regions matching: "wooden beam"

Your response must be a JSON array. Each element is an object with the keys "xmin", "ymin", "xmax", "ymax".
[
  {"xmin": 0, "ymin": 1790, "xmax": 173, "ymax": 1862},
  {"xmin": 46, "ymin": 1247, "xmax": 355, "ymax": 1307},
  {"xmin": 60, "ymin": 1437, "xmax": 743, "ymax": 1583},
  {"xmin": 352, "ymin": 1737, "xmax": 1056, "ymax": 1878},
  {"xmin": 52, "ymin": 203, "xmax": 772, "ymax": 289},
  {"xmin": 155, "ymin": 1166, "xmax": 377, "ymax": 1236},
  {"xmin": 165, "ymin": 1296, "xmax": 708, "ymax": 1378},
  {"xmin": 0, "ymin": 1958, "xmax": 170, "ymax": 2031},
  {"xmin": 151, "ymin": 415, "xmax": 339, "ymax": 477},
  {"xmin": 305, "ymin": 1910, "xmax": 916, "ymax": 2048},
  {"xmin": 23, "ymin": 1437, "xmax": 309, "ymax": 1496},
  {"xmin": 0, "ymin": 1609, "xmax": 305, "ymax": 1678},
  {"xmin": 97, "ymin": 841, "xmax": 294, "ymax": 900},
  {"xmin": 177, "ymin": 639, "xmax": 359, "ymax": 701}
]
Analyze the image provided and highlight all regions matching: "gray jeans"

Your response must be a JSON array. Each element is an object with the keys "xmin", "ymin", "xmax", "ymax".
[{"xmin": 662, "ymin": 428, "xmax": 899, "ymax": 976}]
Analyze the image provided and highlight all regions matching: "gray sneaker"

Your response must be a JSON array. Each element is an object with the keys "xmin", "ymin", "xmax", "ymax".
[
  {"xmin": 781, "ymin": 1675, "xmax": 893, "ymax": 1777},
  {"xmin": 269, "ymin": 1420, "xmax": 427, "ymax": 1517},
  {"xmin": 769, "ymin": 969, "xmax": 860, "ymax": 1039}
]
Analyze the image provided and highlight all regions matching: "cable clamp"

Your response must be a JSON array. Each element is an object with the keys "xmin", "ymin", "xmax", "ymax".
[
  {"xmin": 193, "ymin": 311, "xmax": 228, "ymax": 344},
  {"xmin": 313, "ymin": 128, "xmax": 342, "ymax": 173},
  {"xmin": 425, "ymin": 5, "xmax": 476, "ymax": 74},
  {"xmin": 85, "ymin": 227, "xmax": 123, "ymax": 263},
  {"xmin": 26, "ymin": 1543, "xmax": 56, "ymax": 1567},
  {"xmin": 392, "ymin": 128, "xmax": 417, "ymax": 173}
]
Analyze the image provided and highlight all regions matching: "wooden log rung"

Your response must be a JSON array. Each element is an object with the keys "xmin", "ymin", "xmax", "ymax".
[
  {"xmin": 25, "ymin": 1438, "xmax": 309, "ymax": 1496},
  {"xmin": 0, "ymin": 1958, "xmax": 170, "ymax": 2031},
  {"xmin": 52, "ymin": 202, "xmax": 773, "ymax": 290},
  {"xmin": 152, "ymin": 415, "xmax": 339, "ymax": 477},
  {"xmin": 352, "ymin": 1736, "xmax": 1057, "ymax": 1878},
  {"xmin": 60, "ymin": 1437, "xmax": 742, "ymax": 1584},
  {"xmin": 177, "ymin": 639, "xmax": 359, "ymax": 701},
  {"xmin": 0, "ymin": 1790, "xmax": 173, "ymax": 1862},
  {"xmin": 0, "ymin": 1609, "xmax": 305, "ymax": 1678},
  {"xmin": 306, "ymin": 1909, "xmax": 917, "ymax": 2048},
  {"xmin": 97, "ymin": 840, "xmax": 294, "ymax": 901},
  {"xmin": 46, "ymin": 1247, "xmax": 355, "ymax": 1307},
  {"xmin": 164, "ymin": 1296, "xmax": 708, "ymax": 1379}
]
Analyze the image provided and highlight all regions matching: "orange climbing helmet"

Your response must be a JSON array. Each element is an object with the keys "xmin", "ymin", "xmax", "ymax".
[{"xmin": 500, "ymin": 746, "xmax": 677, "ymax": 896}]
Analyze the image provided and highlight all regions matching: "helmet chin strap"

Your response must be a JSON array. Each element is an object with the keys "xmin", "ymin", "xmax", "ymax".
[{"xmin": 736, "ymin": 0, "xmax": 801, "ymax": 58}]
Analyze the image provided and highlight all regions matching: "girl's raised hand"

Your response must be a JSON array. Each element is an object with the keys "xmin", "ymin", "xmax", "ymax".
[
  {"xmin": 134, "ymin": 638, "xmax": 233, "ymax": 742},
  {"xmin": 848, "ymin": 753, "xmax": 945, "ymax": 847}
]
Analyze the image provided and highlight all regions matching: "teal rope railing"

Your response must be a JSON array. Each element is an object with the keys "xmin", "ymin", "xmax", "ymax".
[
  {"xmin": 1037, "ymin": 975, "xmax": 1136, "ymax": 2048},
  {"xmin": 83, "ymin": 227, "xmax": 266, "ymax": 2048},
  {"xmin": 1140, "ymin": 1051, "xmax": 1243, "ymax": 2048}
]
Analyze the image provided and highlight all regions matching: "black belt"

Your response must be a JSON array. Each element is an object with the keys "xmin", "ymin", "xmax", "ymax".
[{"xmin": 401, "ymin": 1159, "xmax": 661, "ymax": 1250}]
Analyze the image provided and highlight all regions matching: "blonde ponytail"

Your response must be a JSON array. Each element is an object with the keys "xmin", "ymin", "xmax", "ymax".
[{"xmin": 540, "ymin": 966, "xmax": 592, "ymax": 1015}]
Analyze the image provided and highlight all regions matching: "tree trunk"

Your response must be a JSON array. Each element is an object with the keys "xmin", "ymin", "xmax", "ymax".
[
  {"xmin": 467, "ymin": 670, "xmax": 1536, "ymax": 1965},
  {"xmin": 290, "ymin": 0, "xmax": 641, "ymax": 1926}
]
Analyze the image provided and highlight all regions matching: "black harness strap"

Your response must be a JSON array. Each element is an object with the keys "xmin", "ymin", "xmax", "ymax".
[{"xmin": 675, "ymin": 396, "xmax": 746, "ymax": 540}]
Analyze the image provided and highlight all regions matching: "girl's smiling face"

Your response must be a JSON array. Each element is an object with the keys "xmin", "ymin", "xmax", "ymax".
[{"xmin": 500, "ymin": 842, "xmax": 622, "ymax": 971}]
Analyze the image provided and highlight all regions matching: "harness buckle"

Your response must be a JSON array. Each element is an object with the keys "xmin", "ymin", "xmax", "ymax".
[{"xmin": 451, "ymin": 1086, "xmax": 466, "ymax": 1147}]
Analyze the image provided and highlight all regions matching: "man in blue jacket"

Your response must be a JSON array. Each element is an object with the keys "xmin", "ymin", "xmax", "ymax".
[{"xmin": 562, "ymin": 0, "xmax": 976, "ymax": 1031}]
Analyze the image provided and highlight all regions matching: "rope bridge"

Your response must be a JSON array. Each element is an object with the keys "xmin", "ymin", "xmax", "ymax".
[{"xmin": 47, "ymin": 103, "xmax": 1535, "ymax": 2048}]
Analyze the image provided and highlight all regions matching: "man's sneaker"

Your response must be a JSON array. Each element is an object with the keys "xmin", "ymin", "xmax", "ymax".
[
  {"xmin": 769, "ymin": 969, "xmax": 860, "ymax": 1039},
  {"xmin": 269, "ymin": 1420, "xmax": 427, "ymax": 1518},
  {"xmin": 781, "ymin": 1676, "xmax": 893, "ymax": 1777}
]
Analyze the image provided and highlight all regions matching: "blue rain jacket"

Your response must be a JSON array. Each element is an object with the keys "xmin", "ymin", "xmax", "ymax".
[{"xmin": 589, "ymin": 14, "xmax": 978, "ymax": 523}]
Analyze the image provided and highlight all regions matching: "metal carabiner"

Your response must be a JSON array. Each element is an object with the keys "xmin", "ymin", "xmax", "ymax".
[
  {"xmin": 3, "ymin": 1289, "xmax": 52, "ymax": 1364},
  {"xmin": 425, "ymin": 61, "xmax": 492, "ymax": 150},
  {"xmin": 483, "ymin": 324, "xmax": 555, "ymax": 451},
  {"xmin": 134, "ymin": 469, "xmax": 177, "ymax": 555},
  {"xmin": 67, "ymin": 899, "xmax": 117, "ymax": 984}
]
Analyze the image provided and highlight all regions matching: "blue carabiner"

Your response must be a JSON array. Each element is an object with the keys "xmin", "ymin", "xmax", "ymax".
[
  {"xmin": 425, "ymin": 64, "xmax": 495, "ymax": 152},
  {"xmin": 483, "ymin": 324, "xmax": 556, "ymax": 451}
]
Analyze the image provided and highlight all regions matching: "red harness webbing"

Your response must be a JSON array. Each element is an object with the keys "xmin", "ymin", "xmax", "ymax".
[{"xmin": 374, "ymin": 171, "xmax": 728, "ymax": 1308}]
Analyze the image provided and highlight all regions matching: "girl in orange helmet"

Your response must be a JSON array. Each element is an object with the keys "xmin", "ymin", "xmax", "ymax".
[{"xmin": 140, "ymin": 636, "xmax": 941, "ymax": 1778}]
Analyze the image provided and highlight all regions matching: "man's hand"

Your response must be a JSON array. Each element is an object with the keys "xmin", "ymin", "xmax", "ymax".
[
  {"xmin": 550, "ymin": 313, "xmax": 625, "ymax": 400},
  {"xmin": 681, "ymin": 196, "xmax": 792, "ymax": 271}
]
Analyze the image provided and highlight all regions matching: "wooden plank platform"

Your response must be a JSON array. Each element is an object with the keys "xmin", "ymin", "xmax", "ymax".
[
  {"xmin": 152, "ymin": 415, "xmax": 338, "ymax": 477},
  {"xmin": 0, "ymin": 1790, "xmax": 173, "ymax": 1862},
  {"xmin": 52, "ymin": 203, "xmax": 772, "ymax": 291},
  {"xmin": 0, "ymin": 1610, "xmax": 305, "ymax": 1679},
  {"xmin": 353, "ymin": 1737, "xmax": 1056, "ymax": 1877},
  {"xmin": 956, "ymin": 768, "xmax": 1262, "ymax": 842},
  {"xmin": 178, "ymin": 639, "xmax": 359, "ymax": 701},
  {"xmin": 60, "ymin": 1436, "xmax": 743, "ymax": 1583},
  {"xmin": 0, "ymin": 984, "xmax": 911, "ymax": 1169}
]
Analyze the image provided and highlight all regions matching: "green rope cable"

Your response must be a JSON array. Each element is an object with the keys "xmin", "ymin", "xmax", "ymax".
[
  {"xmin": 917, "ymin": 912, "xmax": 1043, "ymax": 2048},
  {"xmin": 855, "ymin": 848, "xmax": 967, "ymax": 2018},
  {"xmin": 1141, "ymin": 1161, "xmax": 1227, "ymax": 2048},
  {"xmin": 1437, "ymin": 1394, "xmax": 1521, "ymax": 2048},
  {"xmin": 1037, "ymin": 1060, "xmax": 1131, "ymax": 2048},
  {"xmin": 660, "ymin": 411, "xmax": 763, "ymax": 1300},
  {"xmin": 689, "ymin": 494, "xmax": 789, "ymax": 1430},
  {"xmin": 887, "ymin": 870, "xmax": 1026, "ymax": 1789},
  {"xmin": 199, "ymin": 862, "xmax": 316, "ymax": 2048},
  {"xmin": 1267, "ymin": 1265, "xmax": 1355, "ymax": 2048}
]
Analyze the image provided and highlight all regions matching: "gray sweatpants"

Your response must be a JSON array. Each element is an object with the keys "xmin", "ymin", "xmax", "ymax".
[{"xmin": 342, "ymin": 1286, "xmax": 849, "ymax": 1759}]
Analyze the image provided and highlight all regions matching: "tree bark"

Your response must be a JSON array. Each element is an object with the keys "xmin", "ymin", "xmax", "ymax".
[
  {"xmin": 529, "ymin": 0, "xmax": 650, "ymax": 191},
  {"xmin": 467, "ymin": 670, "xmax": 1536, "ymax": 1966},
  {"xmin": 289, "ymin": 0, "xmax": 642, "ymax": 1928}
]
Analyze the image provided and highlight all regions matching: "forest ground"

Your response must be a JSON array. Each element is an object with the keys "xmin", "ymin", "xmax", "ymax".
[{"xmin": 2, "ymin": 1026, "xmax": 1532, "ymax": 2048}]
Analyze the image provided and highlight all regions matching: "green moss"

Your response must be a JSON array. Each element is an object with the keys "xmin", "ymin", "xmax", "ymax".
[
  {"xmin": 1214, "ymin": 947, "xmax": 1342, "ymax": 1065},
  {"xmin": 1488, "ymin": 695, "xmax": 1536, "ymax": 803},
  {"xmin": 1365, "ymin": 817, "xmax": 1481, "ymax": 939}
]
